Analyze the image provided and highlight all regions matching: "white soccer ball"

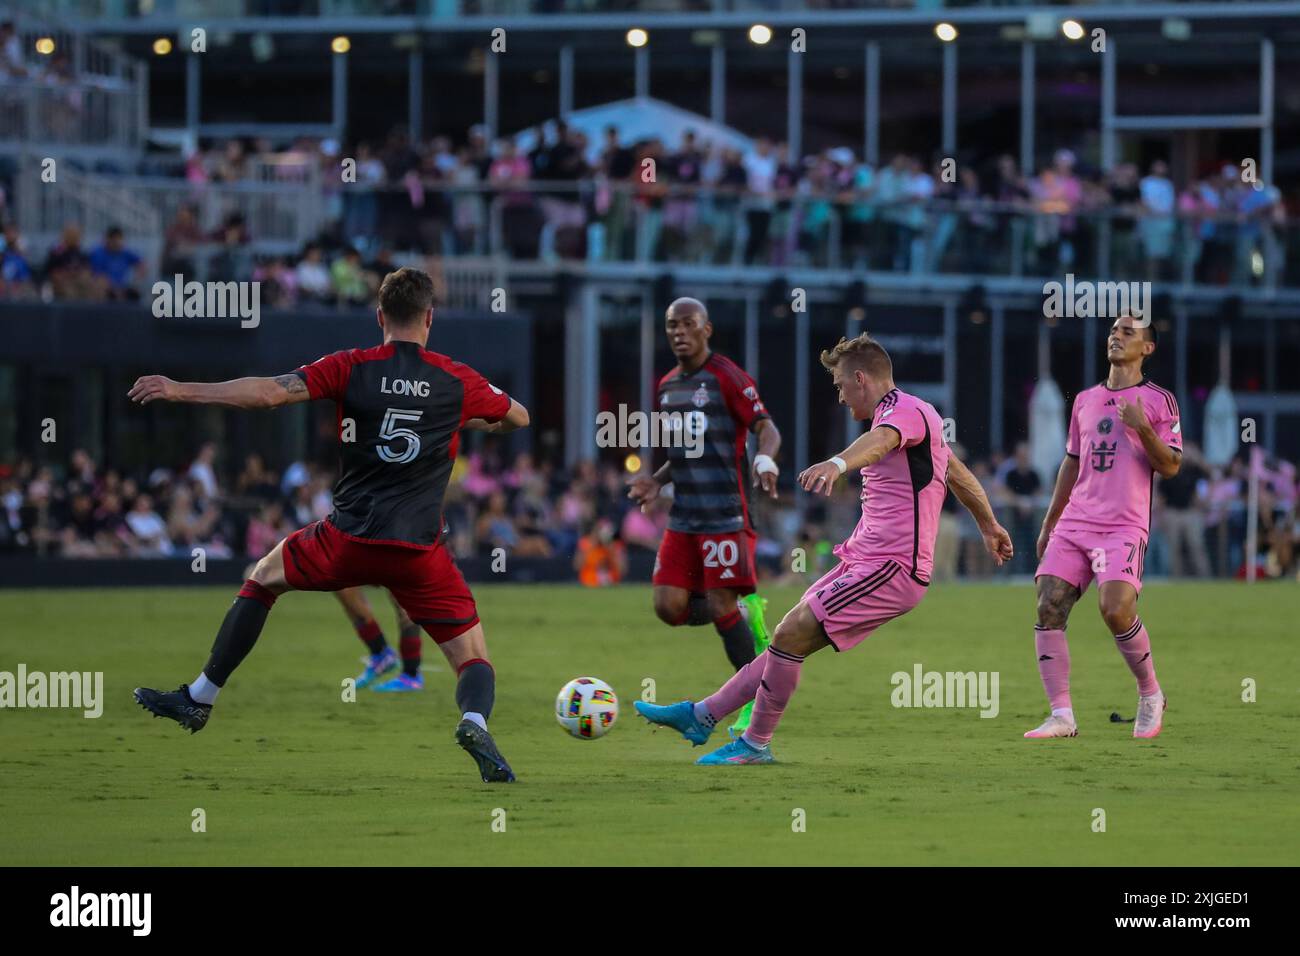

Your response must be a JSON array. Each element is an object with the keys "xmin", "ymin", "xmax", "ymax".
[{"xmin": 555, "ymin": 677, "xmax": 619, "ymax": 740}]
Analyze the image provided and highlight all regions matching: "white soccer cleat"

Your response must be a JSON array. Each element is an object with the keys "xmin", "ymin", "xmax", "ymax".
[
  {"xmin": 1023, "ymin": 714, "xmax": 1078, "ymax": 739},
  {"xmin": 1133, "ymin": 692, "xmax": 1166, "ymax": 739}
]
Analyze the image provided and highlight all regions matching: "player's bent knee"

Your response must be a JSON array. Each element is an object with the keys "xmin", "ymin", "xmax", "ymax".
[
  {"xmin": 653, "ymin": 593, "xmax": 689, "ymax": 625},
  {"xmin": 1101, "ymin": 605, "xmax": 1137, "ymax": 635}
]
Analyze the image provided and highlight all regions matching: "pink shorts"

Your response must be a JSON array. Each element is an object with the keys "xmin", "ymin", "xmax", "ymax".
[
  {"xmin": 1035, "ymin": 525, "xmax": 1148, "ymax": 595},
  {"xmin": 803, "ymin": 559, "xmax": 928, "ymax": 652}
]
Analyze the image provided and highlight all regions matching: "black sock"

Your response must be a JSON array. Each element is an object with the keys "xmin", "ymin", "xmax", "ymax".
[
  {"xmin": 203, "ymin": 581, "xmax": 278, "ymax": 686},
  {"xmin": 715, "ymin": 609, "xmax": 757, "ymax": 671},
  {"xmin": 399, "ymin": 624, "xmax": 422, "ymax": 677},
  {"xmin": 355, "ymin": 618, "xmax": 387, "ymax": 656},
  {"xmin": 687, "ymin": 592, "xmax": 713, "ymax": 626},
  {"xmin": 456, "ymin": 659, "xmax": 495, "ymax": 720}
]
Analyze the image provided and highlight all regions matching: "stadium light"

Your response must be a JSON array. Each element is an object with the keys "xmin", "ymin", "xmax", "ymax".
[
  {"xmin": 34, "ymin": 37, "xmax": 55, "ymax": 56},
  {"xmin": 624, "ymin": 454, "xmax": 642, "ymax": 474},
  {"xmin": 1061, "ymin": 20, "xmax": 1086, "ymax": 41},
  {"xmin": 934, "ymin": 23, "xmax": 958, "ymax": 43},
  {"xmin": 152, "ymin": 37, "xmax": 173, "ymax": 56},
  {"xmin": 748, "ymin": 24, "xmax": 772, "ymax": 46},
  {"xmin": 331, "ymin": 35, "xmax": 351, "ymax": 55},
  {"xmin": 626, "ymin": 28, "xmax": 648, "ymax": 49}
]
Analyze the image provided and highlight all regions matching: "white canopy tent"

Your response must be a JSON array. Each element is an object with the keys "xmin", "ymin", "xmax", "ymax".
[{"xmin": 512, "ymin": 96, "xmax": 755, "ymax": 163}]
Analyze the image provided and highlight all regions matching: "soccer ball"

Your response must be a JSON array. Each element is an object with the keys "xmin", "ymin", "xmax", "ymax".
[{"xmin": 555, "ymin": 677, "xmax": 619, "ymax": 739}]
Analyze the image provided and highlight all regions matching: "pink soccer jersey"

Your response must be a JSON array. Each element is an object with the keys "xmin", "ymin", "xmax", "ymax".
[
  {"xmin": 1055, "ymin": 378, "xmax": 1182, "ymax": 536},
  {"xmin": 834, "ymin": 388, "xmax": 951, "ymax": 584}
]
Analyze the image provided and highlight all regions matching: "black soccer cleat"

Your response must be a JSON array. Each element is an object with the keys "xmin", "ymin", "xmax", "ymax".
[
  {"xmin": 134, "ymin": 684, "xmax": 212, "ymax": 734},
  {"xmin": 455, "ymin": 719, "xmax": 516, "ymax": 783}
]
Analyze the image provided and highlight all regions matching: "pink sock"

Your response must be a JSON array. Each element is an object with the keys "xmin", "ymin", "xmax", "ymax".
[
  {"xmin": 700, "ymin": 652, "xmax": 767, "ymax": 722},
  {"xmin": 1034, "ymin": 625, "xmax": 1072, "ymax": 712},
  {"xmin": 742, "ymin": 646, "xmax": 803, "ymax": 747},
  {"xmin": 1114, "ymin": 618, "xmax": 1160, "ymax": 697}
]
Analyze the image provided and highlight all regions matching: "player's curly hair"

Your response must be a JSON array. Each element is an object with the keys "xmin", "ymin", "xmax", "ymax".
[
  {"xmin": 819, "ymin": 331, "xmax": 892, "ymax": 378},
  {"xmin": 378, "ymin": 267, "xmax": 436, "ymax": 326}
]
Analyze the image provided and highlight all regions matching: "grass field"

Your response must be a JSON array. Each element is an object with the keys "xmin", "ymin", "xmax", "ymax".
[{"xmin": 0, "ymin": 581, "xmax": 1296, "ymax": 866}]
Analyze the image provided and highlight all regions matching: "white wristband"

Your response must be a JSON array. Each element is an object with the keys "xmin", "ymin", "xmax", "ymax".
[
  {"xmin": 660, "ymin": 481, "xmax": 675, "ymax": 500},
  {"xmin": 753, "ymin": 454, "xmax": 779, "ymax": 475},
  {"xmin": 829, "ymin": 456, "xmax": 847, "ymax": 475}
]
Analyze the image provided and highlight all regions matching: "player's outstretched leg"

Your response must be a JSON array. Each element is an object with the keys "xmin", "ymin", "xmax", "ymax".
[
  {"xmin": 696, "ymin": 601, "xmax": 829, "ymax": 765},
  {"xmin": 1024, "ymin": 575, "xmax": 1080, "ymax": 739},
  {"xmin": 433, "ymin": 622, "xmax": 514, "ymax": 782},
  {"xmin": 374, "ymin": 599, "xmax": 425, "ymax": 692},
  {"xmin": 336, "ymin": 588, "xmax": 399, "ymax": 689},
  {"xmin": 135, "ymin": 541, "xmax": 290, "ymax": 733},
  {"xmin": 1100, "ymin": 582, "xmax": 1165, "ymax": 739}
]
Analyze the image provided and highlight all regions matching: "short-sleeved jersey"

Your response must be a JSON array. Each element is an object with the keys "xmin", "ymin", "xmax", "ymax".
[
  {"xmin": 835, "ymin": 388, "xmax": 950, "ymax": 584},
  {"xmin": 1056, "ymin": 378, "xmax": 1181, "ymax": 537},
  {"xmin": 657, "ymin": 352, "xmax": 769, "ymax": 534},
  {"xmin": 294, "ymin": 340, "xmax": 510, "ymax": 548}
]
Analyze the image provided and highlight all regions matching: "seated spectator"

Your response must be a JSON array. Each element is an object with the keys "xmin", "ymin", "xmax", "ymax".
[
  {"xmin": 574, "ymin": 518, "xmax": 626, "ymax": 587},
  {"xmin": 45, "ymin": 224, "xmax": 102, "ymax": 301},
  {"xmin": 0, "ymin": 222, "xmax": 35, "ymax": 299},
  {"xmin": 88, "ymin": 226, "xmax": 144, "ymax": 301},
  {"xmin": 125, "ymin": 493, "xmax": 173, "ymax": 556},
  {"xmin": 330, "ymin": 246, "xmax": 374, "ymax": 305},
  {"xmin": 245, "ymin": 501, "xmax": 288, "ymax": 559},
  {"xmin": 161, "ymin": 203, "xmax": 204, "ymax": 277},
  {"xmin": 295, "ymin": 242, "xmax": 332, "ymax": 302}
]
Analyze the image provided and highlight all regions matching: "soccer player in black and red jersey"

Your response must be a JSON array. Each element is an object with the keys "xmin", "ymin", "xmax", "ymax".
[
  {"xmin": 627, "ymin": 297, "xmax": 781, "ymax": 734},
  {"xmin": 129, "ymin": 268, "xmax": 528, "ymax": 783}
]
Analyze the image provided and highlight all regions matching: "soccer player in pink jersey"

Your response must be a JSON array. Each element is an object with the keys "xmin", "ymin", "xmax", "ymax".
[
  {"xmin": 1026, "ymin": 314, "xmax": 1182, "ymax": 741},
  {"xmin": 635, "ymin": 332, "xmax": 1013, "ymax": 764}
]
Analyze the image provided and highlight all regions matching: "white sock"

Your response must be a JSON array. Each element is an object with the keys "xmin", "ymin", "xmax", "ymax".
[
  {"xmin": 693, "ymin": 701, "xmax": 717, "ymax": 728},
  {"xmin": 1051, "ymin": 707, "xmax": 1075, "ymax": 724},
  {"xmin": 188, "ymin": 673, "xmax": 220, "ymax": 705},
  {"xmin": 462, "ymin": 711, "xmax": 487, "ymax": 731}
]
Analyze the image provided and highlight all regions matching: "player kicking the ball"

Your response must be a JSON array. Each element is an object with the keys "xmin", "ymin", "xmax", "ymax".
[
  {"xmin": 1026, "ymin": 314, "xmax": 1180, "ymax": 741},
  {"xmin": 627, "ymin": 297, "xmax": 781, "ymax": 736},
  {"xmin": 635, "ymin": 332, "xmax": 1012, "ymax": 763},
  {"xmin": 130, "ymin": 267, "xmax": 529, "ymax": 783}
]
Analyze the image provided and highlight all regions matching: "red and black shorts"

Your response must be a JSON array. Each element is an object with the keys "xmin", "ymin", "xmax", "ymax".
[
  {"xmin": 282, "ymin": 519, "xmax": 479, "ymax": 643},
  {"xmin": 652, "ymin": 528, "xmax": 758, "ymax": 594}
]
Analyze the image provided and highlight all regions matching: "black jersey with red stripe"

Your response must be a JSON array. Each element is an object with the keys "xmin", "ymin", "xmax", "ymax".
[
  {"xmin": 656, "ymin": 352, "xmax": 769, "ymax": 534},
  {"xmin": 294, "ymin": 340, "xmax": 510, "ymax": 548}
]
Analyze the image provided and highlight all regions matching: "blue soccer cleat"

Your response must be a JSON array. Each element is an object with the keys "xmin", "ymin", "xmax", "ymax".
[
  {"xmin": 355, "ymin": 648, "xmax": 398, "ymax": 689},
  {"xmin": 373, "ymin": 672, "xmax": 424, "ymax": 693},
  {"xmin": 695, "ymin": 736, "xmax": 775, "ymax": 765},
  {"xmin": 633, "ymin": 700, "xmax": 714, "ymax": 747}
]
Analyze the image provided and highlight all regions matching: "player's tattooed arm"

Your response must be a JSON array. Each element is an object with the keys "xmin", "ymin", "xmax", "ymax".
[
  {"xmin": 1036, "ymin": 456, "xmax": 1081, "ymax": 559},
  {"xmin": 128, "ymin": 373, "xmax": 310, "ymax": 409},
  {"xmin": 947, "ymin": 455, "xmax": 1014, "ymax": 566}
]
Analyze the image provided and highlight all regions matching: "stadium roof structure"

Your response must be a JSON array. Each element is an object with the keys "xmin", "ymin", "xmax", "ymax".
[{"xmin": 512, "ymin": 96, "xmax": 754, "ymax": 162}]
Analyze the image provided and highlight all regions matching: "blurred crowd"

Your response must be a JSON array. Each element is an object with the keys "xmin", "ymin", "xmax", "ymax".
[
  {"xmin": 1, "ymin": 119, "xmax": 1292, "ymax": 304},
  {"xmin": 5, "ymin": 442, "xmax": 1298, "ymax": 585}
]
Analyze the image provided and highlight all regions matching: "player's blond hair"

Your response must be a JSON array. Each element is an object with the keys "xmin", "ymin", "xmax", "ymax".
[{"xmin": 819, "ymin": 332, "xmax": 892, "ymax": 378}]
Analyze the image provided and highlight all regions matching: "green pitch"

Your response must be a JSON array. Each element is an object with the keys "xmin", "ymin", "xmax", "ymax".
[{"xmin": 0, "ymin": 582, "xmax": 1296, "ymax": 866}]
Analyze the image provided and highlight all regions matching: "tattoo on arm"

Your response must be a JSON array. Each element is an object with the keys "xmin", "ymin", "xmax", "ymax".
[{"xmin": 274, "ymin": 374, "xmax": 307, "ymax": 395}]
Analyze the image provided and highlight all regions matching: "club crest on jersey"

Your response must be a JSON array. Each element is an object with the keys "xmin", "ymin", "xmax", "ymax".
[
  {"xmin": 692, "ymin": 384, "xmax": 709, "ymax": 409},
  {"xmin": 1098, "ymin": 417, "xmax": 1114, "ymax": 435},
  {"xmin": 1090, "ymin": 440, "xmax": 1118, "ymax": 472}
]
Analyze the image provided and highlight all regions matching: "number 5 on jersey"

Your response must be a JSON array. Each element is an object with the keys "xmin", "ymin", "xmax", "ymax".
[{"xmin": 378, "ymin": 407, "xmax": 423, "ymax": 464}]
